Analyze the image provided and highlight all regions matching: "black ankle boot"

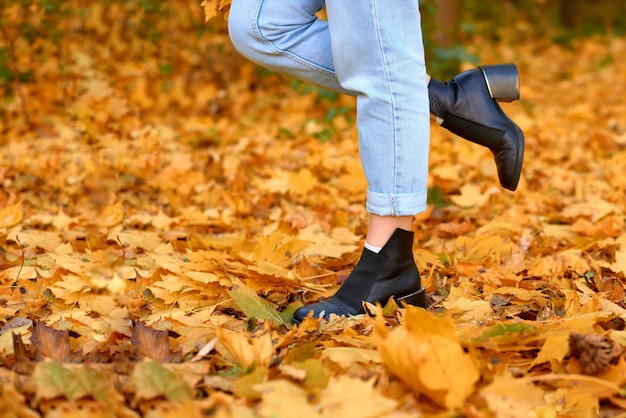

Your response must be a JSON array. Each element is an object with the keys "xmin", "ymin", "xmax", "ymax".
[
  {"xmin": 429, "ymin": 63, "xmax": 524, "ymax": 191},
  {"xmin": 291, "ymin": 229, "xmax": 425, "ymax": 325}
]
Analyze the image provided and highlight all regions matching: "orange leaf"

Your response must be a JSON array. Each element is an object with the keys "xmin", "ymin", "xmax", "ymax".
[
  {"xmin": 0, "ymin": 203, "xmax": 23, "ymax": 228},
  {"xmin": 378, "ymin": 306, "xmax": 480, "ymax": 409}
]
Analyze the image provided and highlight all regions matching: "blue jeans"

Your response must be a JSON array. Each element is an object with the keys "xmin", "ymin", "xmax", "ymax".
[{"xmin": 228, "ymin": 0, "xmax": 430, "ymax": 216}]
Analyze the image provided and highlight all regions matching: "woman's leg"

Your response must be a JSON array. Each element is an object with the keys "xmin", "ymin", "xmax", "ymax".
[
  {"xmin": 229, "ymin": 0, "xmax": 429, "ymax": 241},
  {"xmin": 228, "ymin": 0, "xmax": 350, "ymax": 94},
  {"xmin": 291, "ymin": 0, "xmax": 429, "ymax": 323},
  {"xmin": 324, "ymin": 0, "xmax": 430, "ymax": 222},
  {"xmin": 228, "ymin": 0, "xmax": 524, "ymax": 191}
]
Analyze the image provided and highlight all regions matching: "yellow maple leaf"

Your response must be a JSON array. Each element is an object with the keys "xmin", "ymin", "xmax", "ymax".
[
  {"xmin": 96, "ymin": 202, "xmax": 124, "ymax": 228},
  {"xmin": 200, "ymin": 1, "xmax": 216, "ymax": 22},
  {"xmin": 216, "ymin": 327, "xmax": 272, "ymax": 369},
  {"xmin": 378, "ymin": 306, "xmax": 480, "ymax": 410},
  {"xmin": 449, "ymin": 183, "xmax": 490, "ymax": 208},
  {"xmin": 206, "ymin": 0, "xmax": 232, "ymax": 22},
  {"xmin": 254, "ymin": 379, "xmax": 321, "ymax": 417},
  {"xmin": 526, "ymin": 249, "xmax": 590, "ymax": 278},
  {"xmin": 480, "ymin": 372, "xmax": 555, "ymax": 417},
  {"xmin": 442, "ymin": 285, "xmax": 494, "ymax": 321},
  {"xmin": 321, "ymin": 347, "xmax": 382, "ymax": 370},
  {"xmin": 297, "ymin": 224, "xmax": 359, "ymax": 259},
  {"xmin": 288, "ymin": 168, "xmax": 317, "ymax": 196},
  {"xmin": 320, "ymin": 376, "xmax": 397, "ymax": 417}
]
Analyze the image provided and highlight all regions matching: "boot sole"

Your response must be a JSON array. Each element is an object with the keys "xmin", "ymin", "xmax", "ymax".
[
  {"xmin": 291, "ymin": 287, "xmax": 427, "ymax": 325},
  {"xmin": 397, "ymin": 287, "xmax": 426, "ymax": 308}
]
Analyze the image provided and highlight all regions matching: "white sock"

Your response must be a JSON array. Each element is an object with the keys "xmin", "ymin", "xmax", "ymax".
[{"xmin": 364, "ymin": 241, "xmax": 383, "ymax": 254}]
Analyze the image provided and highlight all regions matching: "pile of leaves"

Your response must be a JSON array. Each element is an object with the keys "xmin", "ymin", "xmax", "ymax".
[{"xmin": 1, "ymin": 1, "xmax": 626, "ymax": 416}]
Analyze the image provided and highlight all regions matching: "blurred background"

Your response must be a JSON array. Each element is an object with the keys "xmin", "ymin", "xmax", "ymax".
[
  {"xmin": 1, "ymin": 0, "xmax": 625, "ymax": 212},
  {"xmin": 2, "ymin": 0, "xmax": 626, "ymax": 105}
]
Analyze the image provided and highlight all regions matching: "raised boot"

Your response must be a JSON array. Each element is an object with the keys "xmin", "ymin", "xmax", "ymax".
[
  {"xmin": 291, "ymin": 228, "xmax": 425, "ymax": 325},
  {"xmin": 429, "ymin": 63, "xmax": 524, "ymax": 191}
]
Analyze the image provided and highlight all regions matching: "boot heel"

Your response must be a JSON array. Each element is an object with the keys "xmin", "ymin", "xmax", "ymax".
[
  {"xmin": 480, "ymin": 63, "xmax": 520, "ymax": 102},
  {"xmin": 397, "ymin": 287, "xmax": 426, "ymax": 308}
]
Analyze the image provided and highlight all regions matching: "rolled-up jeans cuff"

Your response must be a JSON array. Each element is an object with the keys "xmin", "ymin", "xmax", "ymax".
[{"xmin": 366, "ymin": 189, "xmax": 428, "ymax": 217}]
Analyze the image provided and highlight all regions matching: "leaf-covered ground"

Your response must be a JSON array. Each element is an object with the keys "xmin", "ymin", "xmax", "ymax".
[{"xmin": 1, "ymin": 2, "xmax": 626, "ymax": 417}]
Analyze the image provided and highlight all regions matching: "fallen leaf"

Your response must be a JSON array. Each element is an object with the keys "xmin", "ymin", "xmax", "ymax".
[
  {"xmin": 228, "ymin": 281, "xmax": 286, "ymax": 326},
  {"xmin": 130, "ymin": 322, "xmax": 171, "ymax": 362},
  {"xmin": 125, "ymin": 361, "xmax": 193, "ymax": 404},
  {"xmin": 321, "ymin": 347, "xmax": 382, "ymax": 370},
  {"xmin": 254, "ymin": 379, "xmax": 321, "ymax": 417},
  {"xmin": 449, "ymin": 183, "xmax": 490, "ymax": 208},
  {"xmin": 320, "ymin": 376, "xmax": 397, "ymax": 417},
  {"xmin": 30, "ymin": 322, "xmax": 71, "ymax": 362},
  {"xmin": 0, "ymin": 203, "xmax": 23, "ymax": 228},
  {"xmin": 568, "ymin": 332, "xmax": 625, "ymax": 375},
  {"xmin": 216, "ymin": 327, "xmax": 273, "ymax": 369},
  {"xmin": 480, "ymin": 372, "xmax": 556, "ymax": 418},
  {"xmin": 378, "ymin": 306, "xmax": 480, "ymax": 409}
]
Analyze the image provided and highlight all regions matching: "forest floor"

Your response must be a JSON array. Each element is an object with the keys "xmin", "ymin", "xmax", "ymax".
[{"xmin": 1, "ymin": 2, "xmax": 626, "ymax": 417}]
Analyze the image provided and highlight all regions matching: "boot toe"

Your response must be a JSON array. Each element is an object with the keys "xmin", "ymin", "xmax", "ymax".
[
  {"xmin": 291, "ymin": 302, "xmax": 334, "ymax": 325},
  {"xmin": 495, "ymin": 125, "xmax": 524, "ymax": 191},
  {"xmin": 291, "ymin": 305, "xmax": 314, "ymax": 324},
  {"xmin": 291, "ymin": 299, "xmax": 360, "ymax": 325}
]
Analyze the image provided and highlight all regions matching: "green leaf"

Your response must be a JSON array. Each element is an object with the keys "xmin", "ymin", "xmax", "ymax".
[
  {"xmin": 473, "ymin": 323, "xmax": 540, "ymax": 344},
  {"xmin": 129, "ymin": 361, "xmax": 192, "ymax": 402},
  {"xmin": 232, "ymin": 366, "xmax": 268, "ymax": 399},
  {"xmin": 279, "ymin": 301, "xmax": 302, "ymax": 325},
  {"xmin": 29, "ymin": 360, "xmax": 83, "ymax": 401},
  {"xmin": 292, "ymin": 359, "xmax": 330, "ymax": 391},
  {"xmin": 228, "ymin": 283, "xmax": 286, "ymax": 326},
  {"xmin": 79, "ymin": 366, "xmax": 109, "ymax": 402}
]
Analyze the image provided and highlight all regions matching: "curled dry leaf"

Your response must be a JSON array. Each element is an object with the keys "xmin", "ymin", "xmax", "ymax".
[{"xmin": 568, "ymin": 332, "xmax": 626, "ymax": 375}]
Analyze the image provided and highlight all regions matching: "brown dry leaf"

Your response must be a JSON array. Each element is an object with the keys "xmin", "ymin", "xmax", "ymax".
[
  {"xmin": 30, "ymin": 321, "xmax": 71, "ymax": 362},
  {"xmin": 130, "ymin": 322, "xmax": 172, "ymax": 362},
  {"xmin": 0, "ymin": 321, "xmax": 31, "ymax": 356},
  {"xmin": 434, "ymin": 220, "xmax": 476, "ymax": 238},
  {"xmin": 568, "ymin": 332, "xmax": 625, "ymax": 375},
  {"xmin": 529, "ymin": 313, "xmax": 611, "ymax": 368},
  {"xmin": 378, "ymin": 306, "xmax": 480, "ymax": 409}
]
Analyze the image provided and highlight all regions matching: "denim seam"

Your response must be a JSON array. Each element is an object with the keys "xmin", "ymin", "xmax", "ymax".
[
  {"xmin": 390, "ymin": 194, "xmax": 398, "ymax": 217},
  {"xmin": 371, "ymin": 0, "xmax": 399, "ymax": 207},
  {"xmin": 252, "ymin": 0, "xmax": 336, "ymax": 77}
]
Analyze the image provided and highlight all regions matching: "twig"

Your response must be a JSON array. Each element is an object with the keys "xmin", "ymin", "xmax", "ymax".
[{"xmin": 13, "ymin": 235, "xmax": 25, "ymax": 281}]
